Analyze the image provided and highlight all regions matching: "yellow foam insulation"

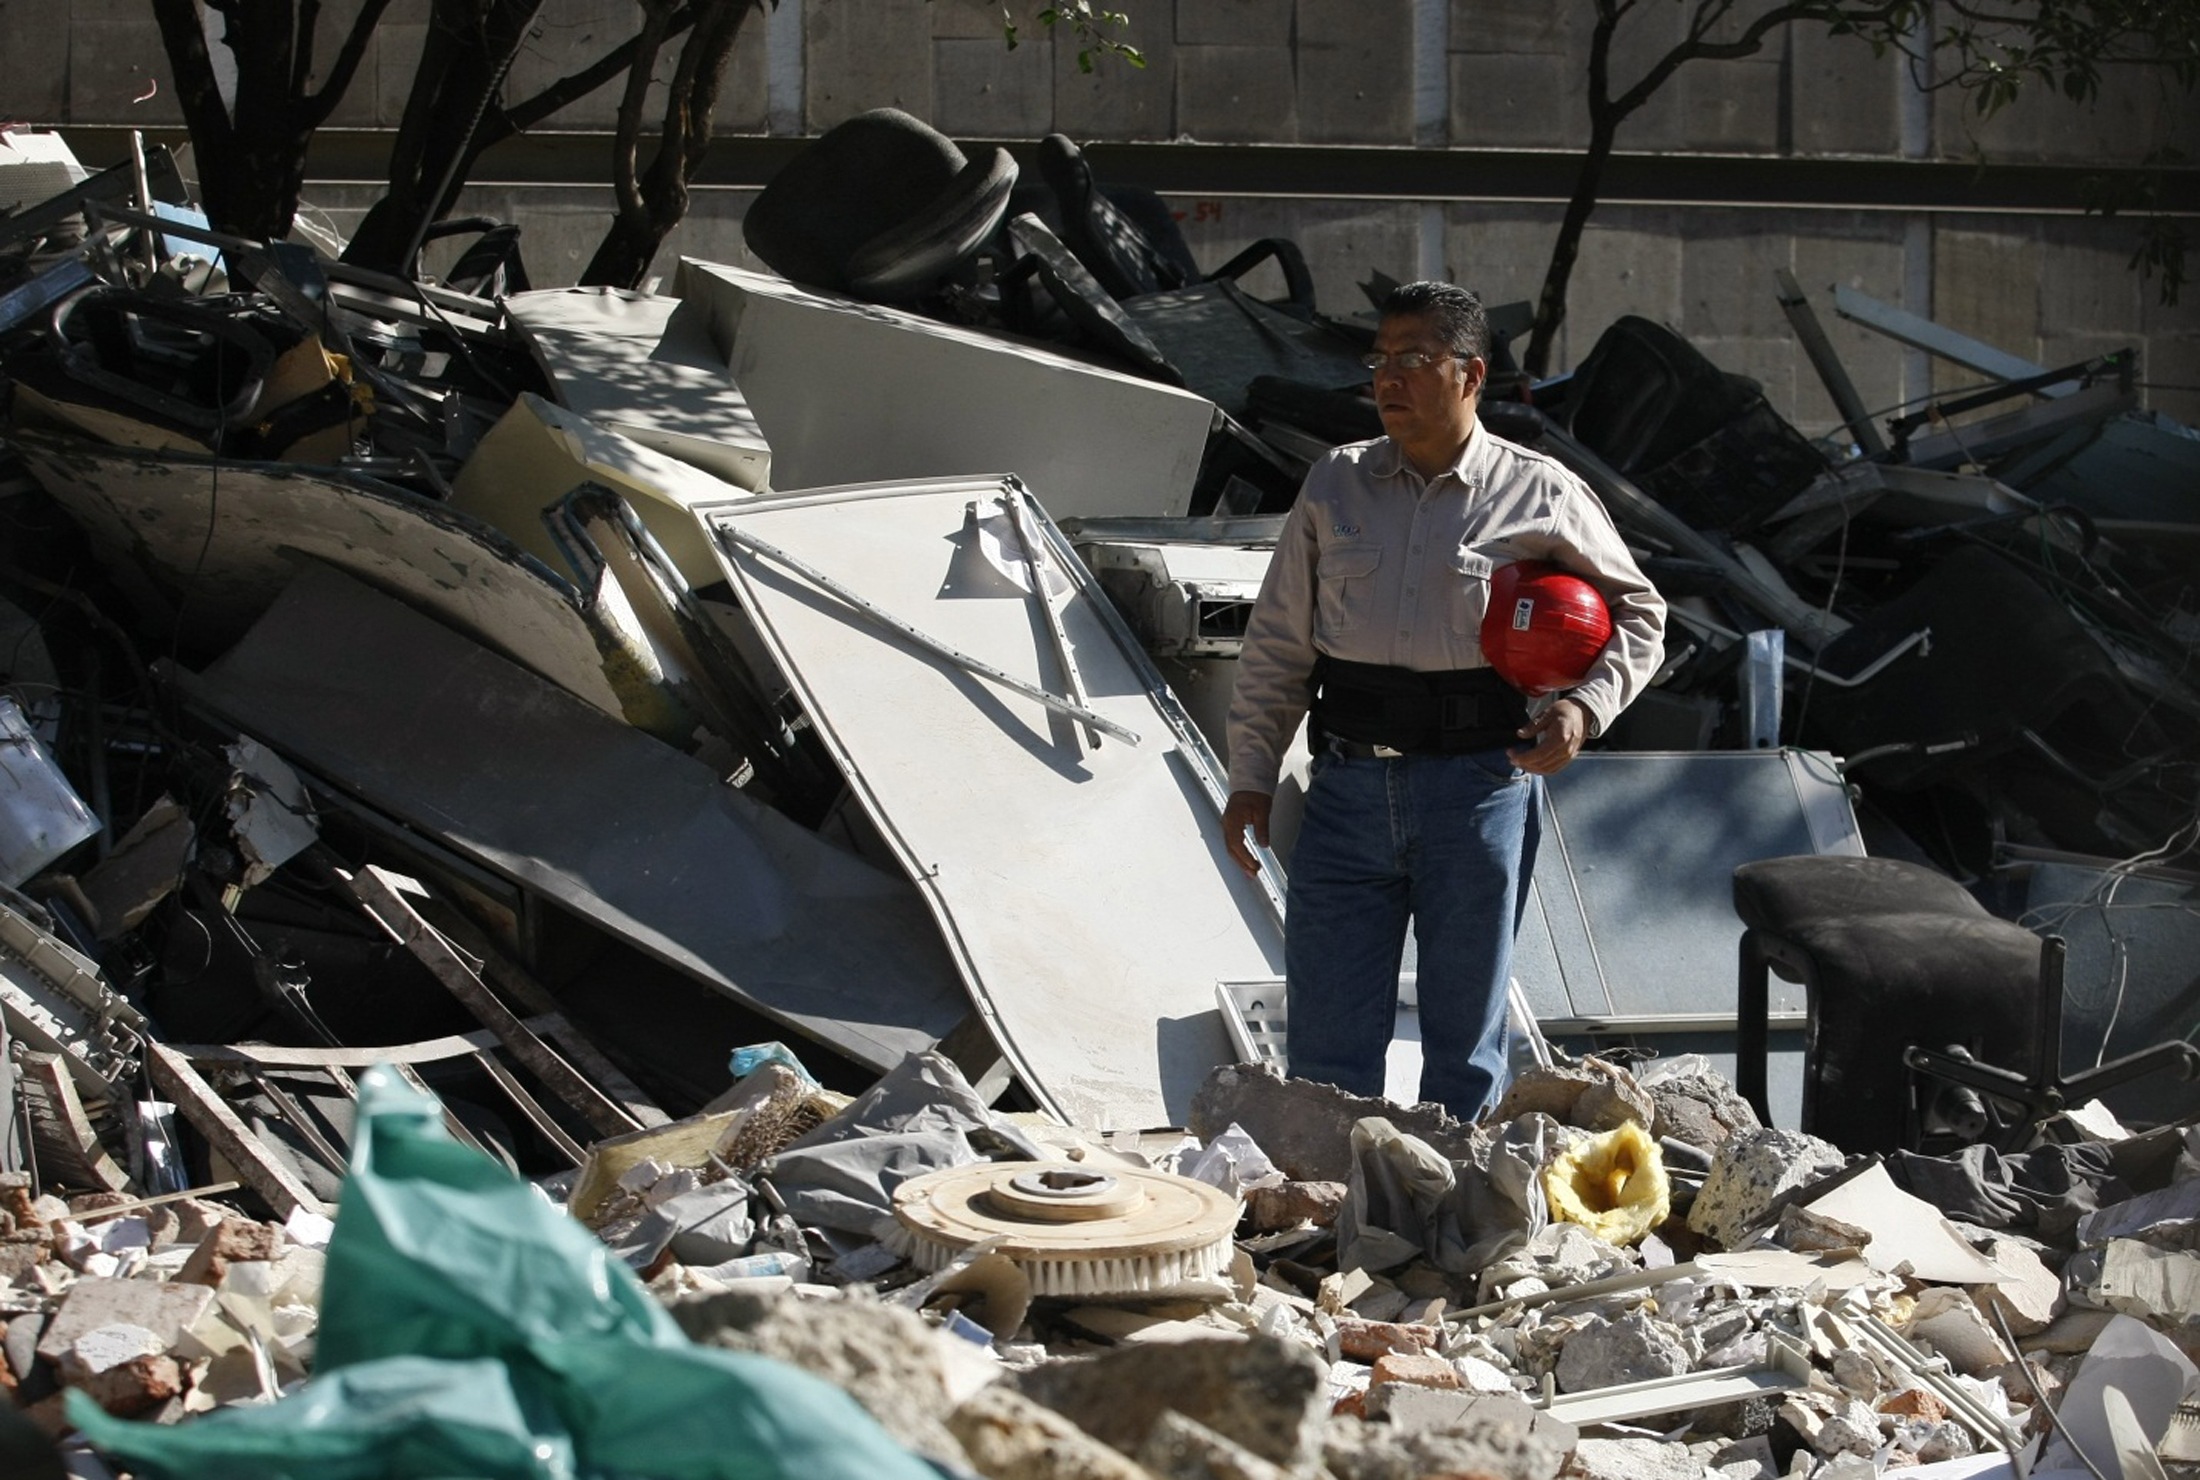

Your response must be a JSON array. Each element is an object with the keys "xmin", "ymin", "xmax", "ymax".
[{"xmin": 1543, "ymin": 1119, "xmax": 1671, "ymax": 1246}]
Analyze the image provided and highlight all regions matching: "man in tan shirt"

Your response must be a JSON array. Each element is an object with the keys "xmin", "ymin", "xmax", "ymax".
[{"xmin": 1222, "ymin": 281, "xmax": 1666, "ymax": 1118}]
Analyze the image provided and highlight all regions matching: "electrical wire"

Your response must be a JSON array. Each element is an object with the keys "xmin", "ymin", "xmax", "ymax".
[{"xmin": 1988, "ymin": 1297, "xmax": 2110, "ymax": 1480}]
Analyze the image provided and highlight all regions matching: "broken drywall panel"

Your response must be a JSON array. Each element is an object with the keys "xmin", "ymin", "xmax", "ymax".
[
  {"xmin": 503, "ymin": 287, "xmax": 771, "ymax": 492},
  {"xmin": 451, "ymin": 393, "xmax": 757, "ymax": 591},
  {"xmin": 8, "ymin": 429, "xmax": 661, "ymax": 732},
  {"xmin": 677, "ymin": 258, "xmax": 1215, "ymax": 519},
  {"xmin": 1799, "ymin": 1162, "xmax": 2010, "ymax": 1285},
  {"xmin": 703, "ymin": 474, "xmax": 1283, "ymax": 1129},
  {"xmin": 169, "ymin": 563, "xmax": 966, "ymax": 1072}
]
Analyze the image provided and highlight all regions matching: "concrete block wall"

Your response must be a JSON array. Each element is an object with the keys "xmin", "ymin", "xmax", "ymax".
[{"xmin": 6, "ymin": 0, "xmax": 2196, "ymax": 426}]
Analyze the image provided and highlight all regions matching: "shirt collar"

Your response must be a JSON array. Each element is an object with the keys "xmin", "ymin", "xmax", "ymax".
[{"xmin": 1373, "ymin": 422, "xmax": 1486, "ymax": 489}]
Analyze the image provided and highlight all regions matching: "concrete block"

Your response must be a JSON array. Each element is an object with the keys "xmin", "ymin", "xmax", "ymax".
[
  {"xmin": 36, "ymin": 1279, "xmax": 214, "ymax": 1367},
  {"xmin": 1788, "ymin": 225, "xmax": 1911, "ymax": 434},
  {"xmin": 933, "ymin": 35, "xmax": 1053, "ymax": 139},
  {"xmin": 1053, "ymin": 5, "xmax": 1175, "ymax": 141},
  {"xmin": 1177, "ymin": 43, "xmax": 1297, "ymax": 143},
  {"xmin": 68, "ymin": 7, "xmax": 182, "ymax": 124},
  {"xmin": 1933, "ymin": 226, "xmax": 2043, "ymax": 386},
  {"xmin": 1449, "ymin": 0, "xmax": 1583, "ymax": 57},
  {"xmin": 373, "ymin": 10, "xmax": 429, "ymax": 128},
  {"xmin": 1175, "ymin": 195, "xmax": 1421, "ymax": 316},
  {"xmin": 1496, "ymin": 1058, "xmax": 1652, "ymax": 1131},
  {"xmin": 1598, "ymin": 2, "xmax": 1685, "ymax": 148},
  {"xmin": 2137, "ymin": 332, "xmax": 2200, "ymax": 425},
  {"xmin": 932, "ymin": 0, "xmax": 1010, "ymax": 41},
  {"xmin": 1686, "ymin": 1126, "xmax": 1846, "ymax": 1250},
  {"xmin": 717, "ymin": 18, "xmax": 773, "ymax": 137},
  {"xmin": 1179, "ymin": 0, "xmax": 1293, "ymax": 48},
  {"xmin": 1448, "ymin": 52, "xmax": 1587, "ymax": 149},
  {"xmin": 1008, "ymin": 1332, "xmax": 1329, "ymax": 1471},
  {"xmin": 1679, "ymin": 214, "xmax": 1796, "ymax": 340},
  {"xmin": 1295, "ymin": 0, "xmax": 1414, "ymax": 146},
  {"xmin": 806, "ymin": 1, "xmax": 932, "ymax": 131},
  {"xmin": 0, "ymin": 1, "xmax": 70, "ymax": 120},
  {"xmin": 2038, "ymin": 226, "xmax": 2146, "ymax": 339},
  {"xmin": 1564, "ymin": 207, "xmax": 1687, "ymax": 362},
  {"xmin": 1677, "ymin": 55, "xmax": 1782, "ymax": 153},
  {"xmin": 1790, "ymin": 25, "xmax": 1902, "ymax": 156},
  {"xmin": 1444, "ymin": 206, "xmax": 1565, "ymax": 324},
  {"xmin": 1934, "ymin": 80, "xmax": 2155, "ymax": 169}
]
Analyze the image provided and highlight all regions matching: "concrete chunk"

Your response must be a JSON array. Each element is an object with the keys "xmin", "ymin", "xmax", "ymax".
[
  {"xmin": 1556, "ymin": 1311, "xmax": 1691, "ymax": 1392},
  {"xmin": 1009, "ymin": 1332, "xmax": 1327, "ymax": 1472},
  {"xmin": 36, "ymin": 1279, "xmax": 214, "ymax": 1367},
  {"xmin": 1686, "ymin": 1129, "xmax": 1846, "ymax": 1250},
  {"xmin": 1137, "ymin": 1409, "xmax": 1292, "ymax": 1480},
  {"xmin": 948, "ymin": 1384, "xmax": 1149, "ymax": 1480},
  {"xmin": 1189, "ymin": 1065, "xmax": 1478, "ymax": 1183},
  {"xmin": 177, "ymin": 1218, "xmax": 282, "ymax": 1287}
]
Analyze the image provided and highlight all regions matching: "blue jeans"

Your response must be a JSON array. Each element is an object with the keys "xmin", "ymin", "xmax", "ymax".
[{"xmin": 1284, "ymin": 744, "xmax": 1541, "ymax": 1119}]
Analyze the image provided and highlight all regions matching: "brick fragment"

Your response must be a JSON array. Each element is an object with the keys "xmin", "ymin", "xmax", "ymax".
[
  {"xmin": 1334, "ymin": 1317, "xmax": 1439, "ymax": 1360},
  {"xmin": 178, "ymin": 1219, "xmax": 282, "ymax": 1287},
  {"xmin": 1371, "ymin": 1350, "xmax": 1464, "ymax": 1390},
  {"xmin": 1879, "ymin": 1389, "xmax": 1949, "ymax": 1423}
]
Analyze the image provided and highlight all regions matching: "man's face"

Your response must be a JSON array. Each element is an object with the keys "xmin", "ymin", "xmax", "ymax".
[{"xmin": 1370, "ymin": 312, "xmax": 1485, "ymax": 450}]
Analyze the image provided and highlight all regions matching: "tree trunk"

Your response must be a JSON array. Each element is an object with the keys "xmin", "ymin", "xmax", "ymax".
[
  {"xmin": 1522, "ymin": 110, "xmax": 1620, "ymax": 380},
  {"xmin": 576, "ymin": 0, "xmax": 761, "ymax": 291}
]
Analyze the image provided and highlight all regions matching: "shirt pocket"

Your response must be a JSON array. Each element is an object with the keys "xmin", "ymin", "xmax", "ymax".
[
  {"xmin": 1316, "ymin": 543, "xmax": 1383, "ymax": 641},
  {"xmin": 1444, "ymin": 543, "xmax": 1498, "ymax": 638}
]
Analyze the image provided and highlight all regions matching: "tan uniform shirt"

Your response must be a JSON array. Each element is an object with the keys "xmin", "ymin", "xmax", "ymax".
[{"xmin": 1226, "ymin": 427, "xmax": 1668, "ymax": 795}]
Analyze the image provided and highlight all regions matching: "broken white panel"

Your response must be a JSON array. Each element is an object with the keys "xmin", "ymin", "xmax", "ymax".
[
  {"xmin": 223, "ymin": 738, "xmax": 319, "ymax": 887},
  {"xmin": 1800, "ymin": 1162, "xmax": 2011, "ymax": 1285},
  {"xmin": 502, "ymin": 288, "xmax": 771, "ymax": 492},
  {"xmin": 0, "ymin": 129, "xmax": 88, "ymax": 213},
  {"xmin": 451, "ymin": 392, "xmax": 757, "ymax": 590},
  {"xmin": 702, "ymin": 475, "xmax": 1284, "ymax": 1128},
  {"xmin": 1075, "ymin": 537, "xmax": 1274, "ymax": 659},
  {"xmin": 678, "ymin": 259, "xmax": 1215, "ymax": 518}
]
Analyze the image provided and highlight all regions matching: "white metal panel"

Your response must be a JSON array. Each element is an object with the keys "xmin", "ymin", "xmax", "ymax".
[
  {"xmin": 503, "ymin": 287, "xmax": 771, "ymax": 491},
  {"xmin": 701, "ymin": 476, "xmax": 1284, "ymax": 1129},
  {"xmin": 676, "ymin": 259, "xmax": 1215, "ymax": 519}
]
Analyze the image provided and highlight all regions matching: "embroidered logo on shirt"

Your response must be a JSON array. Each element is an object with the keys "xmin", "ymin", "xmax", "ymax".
[{"xmin": 1332, "ymin": 523, "xmax": 1360, "ymax": 536}]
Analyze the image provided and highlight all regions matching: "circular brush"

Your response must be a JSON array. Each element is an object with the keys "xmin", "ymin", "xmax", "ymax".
[{"xmin": 887, "ymin": 1160, "xmax": 1241, "ymax": 1298}]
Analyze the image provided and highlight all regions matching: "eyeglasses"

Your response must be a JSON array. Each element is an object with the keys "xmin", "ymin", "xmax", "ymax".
[{"xmin": 1360, "ymin": 349, "xmax": 1461, "ymax": 373}]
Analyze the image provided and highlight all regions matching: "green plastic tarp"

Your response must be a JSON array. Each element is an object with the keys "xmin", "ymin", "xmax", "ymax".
[{"xmin": 70, "ymin": 1066, "xmax": 944, "ymax": 1480}]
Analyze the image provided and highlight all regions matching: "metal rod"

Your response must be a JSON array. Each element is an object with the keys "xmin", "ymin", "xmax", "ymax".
[
  {"xmin": 712, "ymin": 520, "xmax": 1141, "ymax": 746},
  {"xmin": 1001, "ymin": 486, "xmax": 1102, "ymax": 751},
  {"xmin": 1774, "ymin": 268, "xmax": 1887, "ymax": 457}
]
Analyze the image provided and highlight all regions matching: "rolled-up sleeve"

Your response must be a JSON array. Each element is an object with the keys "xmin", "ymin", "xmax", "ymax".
[{"xmin": 1227, "ymin": 494, "xmax": 1322, "ymax": 795}]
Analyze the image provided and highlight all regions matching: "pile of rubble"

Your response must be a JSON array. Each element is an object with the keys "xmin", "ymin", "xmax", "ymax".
[{"xmin": 6, "ymin": 1045, "xmax": 2195, "ymax": 1480}]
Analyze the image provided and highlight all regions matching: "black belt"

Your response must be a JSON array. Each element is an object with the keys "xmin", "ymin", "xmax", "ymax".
[
  {"xmin": 1325, "ymin": 736, "xmax": 1512, "ymax": 760},
  {"xmin": 1310, "ymin": 657, "xmax": 1527, "ymax": 755}
]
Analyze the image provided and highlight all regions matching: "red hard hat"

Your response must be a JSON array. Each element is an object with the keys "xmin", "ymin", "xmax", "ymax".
[{"xmin": 1480, "ymin": 561, "xmax": 1613, "ymax": 695}]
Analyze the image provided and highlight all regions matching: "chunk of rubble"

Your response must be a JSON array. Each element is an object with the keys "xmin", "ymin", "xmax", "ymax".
[
  {"xmin": 1137, "ymin": 1409, "xmax": 1293, "ymax": 1480},
  {"xmin": 1245, "ymin": 1180, "xmax": 1346, "ymax": 1232},
  {"xmin": 1495, "ymin": 1058, "xmax": 1654, "ymax": 1132},
  {"xmin": 1189, "ymin": 1065, "xmax": 1481, "ymax": 1183},
  {"xmin": 1643, "ymin": 1070, "xmax": 1762, "ymax": 1157},
  {"xmin": 1555, "ymin": 1310, "xmax": 1691, "ymax": 1391},
  {"xmin": 1564, "ymin": 1434, "xmax": 1715, "ymax": 1480},
  {"xmin": 1686, "ymin": 1128, "xmax": 1846, "ymax": 1249},
  {"xmin": 670, "ymin": 1288, "xmax": 967, "ymax": 1466},
  {"xmin": 1007, "ymin": 1332, "xmax": 1328, "ymax": 1472},
  {"xmin": 948, "ymin": 1384, "xmax": 1148, "ymax": 1480},
  {"xmin": 1329, "ymin": 1407, "xmax": 1575, "ymax": 1480}
]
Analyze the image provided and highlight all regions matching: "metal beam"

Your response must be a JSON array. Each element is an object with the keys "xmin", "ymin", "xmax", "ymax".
[
  {"xmin": 1774, "ymin": 268, "xmax": 1888, "ymax": 457},
  {"xmin": 1833, "ymin": 284, "xmax": 2070, "ymax": 395}
]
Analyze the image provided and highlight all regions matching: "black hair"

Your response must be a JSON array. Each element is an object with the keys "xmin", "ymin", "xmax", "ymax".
[{"xmin": 1381, "ymin": 281, "xmax": 1490, "ymax": 363}]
